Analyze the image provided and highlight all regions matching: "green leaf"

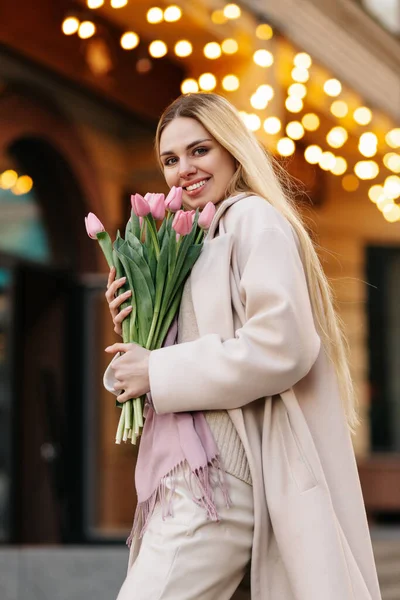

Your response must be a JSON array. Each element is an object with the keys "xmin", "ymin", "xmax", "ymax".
[
  {"xmin": 127, "ymin": 231, "xmax": 145, "ymax": 259},
  {"xmin": 146, "ymin": 229, "xmax": 170, "ymax": 348},
  {"xmin": 131, "ymin": 210, "xmax": 141, "ymax": 239},
  {"xmin": 157, "ymin": 218, "xmax": 167, "ymax": 247},
  {"xmin": 118, "ymin": 238, "xmax": 155, "ymax": 302},
  {"xmin": 113, "ymin": 248, "xmax": 134, "ymax": 342},
  {"xmin": 96, "ymin": 231, "xmax": 114, "ymax": 269},
  {"xmin": 154, "ymin": 280, "xmax": 185, "ymax": 349}
]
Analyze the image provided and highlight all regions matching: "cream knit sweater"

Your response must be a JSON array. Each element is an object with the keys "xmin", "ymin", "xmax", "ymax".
[{"xmin": 178, "ymin": 277, "xmax": 252, "ymax": 486}]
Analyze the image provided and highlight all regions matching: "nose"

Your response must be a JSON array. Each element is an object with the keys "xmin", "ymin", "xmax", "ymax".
[{"xmin": 179, "ymin": 157, "xmax": 196, "ymax": 180}]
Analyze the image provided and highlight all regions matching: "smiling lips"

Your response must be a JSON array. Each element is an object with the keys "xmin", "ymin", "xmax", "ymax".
[{"xmin": 183, "ymin": 178, "xmax": 211, "ymax": 192}]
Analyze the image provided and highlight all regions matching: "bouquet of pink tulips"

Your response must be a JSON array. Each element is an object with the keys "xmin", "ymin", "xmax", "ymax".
[{"xmin": 85, "ymin": 187, "xmax": 216, "ymax": 444}]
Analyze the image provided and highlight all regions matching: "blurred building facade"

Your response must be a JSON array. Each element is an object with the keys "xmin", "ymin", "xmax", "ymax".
[{"xmin": 0, "ymin": 0, "xmax": 399, "ymax": 561}]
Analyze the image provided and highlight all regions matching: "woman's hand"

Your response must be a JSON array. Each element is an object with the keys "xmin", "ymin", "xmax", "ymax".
[
  {"xmin": 105, "ymin": 267, "xmax": 132, "ymax": 337},
  {"xmin": 105, "ymin": 342, "xmax": 151, "ymax": 402}
]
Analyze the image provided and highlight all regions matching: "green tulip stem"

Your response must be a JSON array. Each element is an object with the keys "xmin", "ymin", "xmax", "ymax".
[
  {"xmin": 195, "ymin": 229, "xmax": 205, "ymax": 245},
  {"xmin": 115, "ymin": 405, "xmax": 125, "ymax": 444},
  {"xmin": 145, "ymin": 216, "xmax": 160, "ymax": 260}
]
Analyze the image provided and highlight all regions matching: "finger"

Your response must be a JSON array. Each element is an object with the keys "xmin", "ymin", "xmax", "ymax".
[
  {"xmin": 114, "ymin": 306, "xmax": 133, "ymax": 324},
  {"xmin": 105, "ymin": 277, "xmax": 127, "ymax": 302},
  {"xmin": 117, "ymin": 391, "xmax": 131, "ymax": 403},
  {"xmin": 107, "ymin": 267, "xmax": 116, "ymax": 290},
  {"xmin": 109, "ymin": 289, "xmax": 132, "ymax": 310},
  {"xmin": 105, "ymin": 343, "xmax": 131, "ymax": 353}
]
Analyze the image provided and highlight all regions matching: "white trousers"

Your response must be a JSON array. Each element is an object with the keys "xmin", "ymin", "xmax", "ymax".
[{"xmin": 116, "ymin": 471, "xmax": 254, "ymax": 600}]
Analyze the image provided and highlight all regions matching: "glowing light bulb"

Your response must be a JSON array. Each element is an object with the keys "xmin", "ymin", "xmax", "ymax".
[
  {"xmin": 263, "ymin": 117, "xmax": 281, "ymax": 135},
  {"xmin": 342, "ymin": 175, "xmax": 359, "ymax": 192},
  {"xmin": 121, "ymin": 32, "xmax": 140, "ymax": 50},
  {"xmin": 353, "ymin": 107, "xmax": 372, "ymax": 125},
  {"xmin": 354, "ymin": 161, "xmax": 379, "ymax": 180},
  {"xmin": 12, "ymin": 175, "xmax": 33, "ymax": 195},
  {"xmin": 62, "ymin": 17, "xmax": 80, "ymax": 35},
  {"xmin": 111, "ymin": 0, "xmax": 127, "ymax": 7},
  {"xmin": 383, "ymin": 203, "xmax": 400, "ymax": 223},
  {"xmin": 251, "ymin": 93, "xmax": 268, "ymax": 110},
  {"xmin": 174, "ymin": 40, "xmax": 192, "ymax": 57},
  {"xmin": 256, "ymin": 24, "xmax": 273, "ymax": 40},
  {"xmin": 302, "ymin": 113, "xmax": 320, "ymax": 131},
  {"xmin": 253, "ymin": 49, "xmax": 274, "ymax": 67},
  {"xmin": 304, "ymin": 145, "xmax": 322, "ymax": 164},
  {"xmin": 326, "ymin": 126, "xmax": 348, "ymax": 149},
  {"xmin": 164, "ymin": 5, "xmax": 182, "ymax": 22},
  {"xmin": 319, "ymin": 151, "xmax": 336, "ymax": 171},
  {"xmin": 386, "ymin": 129, "xmax": 400, "ymax": 148},
  {"xmin": 87, "ymin": 0, "xmax": 104, "ymax": 7},
  {"xmin": 147, "ymin": 7, "xmax": 164, "ymax": 23},
  {"xmin": 223, "ymin": 3, "xmax": 241, "ymax": 19},
  {"xmin": 243, "ymin": 113, "xmax": 261, "ymax": 131},
  {"xmin": 221, "ymin": 38, "xmax": 238, "ymax": 54},
  {"xmin": 211, "ymin": 10, "xmax": 226, "ymax": 24},
  {"xmin": 78, "ymin": 21, "xmax": 96, "ymax": 39},
  {"xmin": 330, "ymin": 100, "xmax": 348, "ymax": 118},
  {"xmin": 288, "ymin": 83, "xmax": 307, "ymax": 98},
  {"xmin": 291, "ymin": 67, "xmax": 309, "ymax": 83},
  {"xmin": 277, "ymin": 137, "xmax": 296, "ymax": 157},
  {"xmin": 204, "ymin": 42, "xmax": 222, "ymax": 59},
  {"xmin": 0, "ymin": 170, "xmax": 18, "ymax": 189},
  {"xmin": 181, "ymin": 78, "xmax": 199, "ymax": 93},
  {"xmin": 286, "ymin": 121, "xmax": 304, "ymax": 140},
  {"xmin": 294, "ymin": 52, "xmax": 312, "ymax": 69},
  {"xmin": 331, "ymin": 157, "xmax": 347, "ymax": 176},
  {"xmin": 149, "ymin": 40, "xmax": 168, "ymax": 58},
  {"xmin": 384, "ymin": 153, "xmax": 400, "ymax": 173},
  {"xmin": 198, "ymin": 73, "xmax": 217, "ymax": 91},
  {"xmin": 368, "ymin": 185, "xmax": 384, "ymax": 203},
  {"xmin": 324, "ymin": 79, "xmax": 342, "ymax": 97},
  {"xmin": 384, "ymin": 175, "xmax": 400, "ymax": 199},
  {"xmin": 285, "ymin": 96, "xmax": 303, "ymax": 113},
  {"xmin": 222, "ymin": 74, "xmax": 239, "ymax": 91}
]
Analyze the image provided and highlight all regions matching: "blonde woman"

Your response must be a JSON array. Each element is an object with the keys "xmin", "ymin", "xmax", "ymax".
[{"xmin": 104, "ymin": 93, "xmax": 381, "ymax": 600}]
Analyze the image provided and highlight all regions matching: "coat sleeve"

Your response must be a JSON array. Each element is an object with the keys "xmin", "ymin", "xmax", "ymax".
[{"xmin": 149, "ymin": 226, "xmax": 321, "ymax": 413}]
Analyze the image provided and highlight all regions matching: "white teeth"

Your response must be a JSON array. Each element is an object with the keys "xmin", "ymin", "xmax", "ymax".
[{"xmin": 186, "ymin": 179, "xmax": 208, "ymax": 192}]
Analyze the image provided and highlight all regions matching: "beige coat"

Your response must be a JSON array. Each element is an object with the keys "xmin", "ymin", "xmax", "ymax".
[{"xmin": 149, "ymin": 193, "xmax": 382, "ymax": 600}]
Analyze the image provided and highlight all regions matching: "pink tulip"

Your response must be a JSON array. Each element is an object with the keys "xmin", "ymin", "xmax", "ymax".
[
  {"xmin": 131, "ymin": 193, "xmax": 151, "ymax": 217},
  {"xmin": 172, "ymin": 210, "xmax": 193, "ymax": 237},
  {"xmin": 145, "ymin": 192, "xmax": 166, "ymax": 220},
  {"xmin": 165, "ymin": 186, "xmax": 183, "ymax": 212},
  {"xmin": 85, "ymin": 212, "xmax": 105, "ymax": 239},
  {"xmin": 198, "ymin": 202, "xmax": 216, "ymax": 230}
]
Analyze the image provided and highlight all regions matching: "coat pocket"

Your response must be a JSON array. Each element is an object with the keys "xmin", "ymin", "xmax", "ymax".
[{"xmin": 277, "ymin": 396, "xmax": 318, "ymax": 493}]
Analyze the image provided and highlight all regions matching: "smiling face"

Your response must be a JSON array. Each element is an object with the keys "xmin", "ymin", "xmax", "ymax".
[{"xmin": 159, "ymin": 117, "xmax": 237, "ymax": 210}]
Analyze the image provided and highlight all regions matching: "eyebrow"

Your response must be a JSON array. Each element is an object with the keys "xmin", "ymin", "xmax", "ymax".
[{"xmin": 160, "ymin": 138, "xmax": 213, "ymax": 157}]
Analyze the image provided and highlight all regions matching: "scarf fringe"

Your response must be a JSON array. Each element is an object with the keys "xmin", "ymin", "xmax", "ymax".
[{"xmin": 126, "ymin": 456, "xmax": 231, "ymax": 548}]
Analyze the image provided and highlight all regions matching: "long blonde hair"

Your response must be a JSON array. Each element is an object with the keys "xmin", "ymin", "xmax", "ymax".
[{"xmin": 155, "ymin": 92, "xmax": 358, "ymax": 431}]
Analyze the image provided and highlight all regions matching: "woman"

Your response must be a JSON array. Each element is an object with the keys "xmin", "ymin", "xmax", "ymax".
[{"xmin": 104, "ymin": 93, "xmax": 381, "ymax": 600}]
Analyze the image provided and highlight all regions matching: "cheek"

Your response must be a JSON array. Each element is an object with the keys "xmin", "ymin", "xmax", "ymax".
[{"xmin": 163, "ymin": 168, "xmax": 178, "ymax": 187}]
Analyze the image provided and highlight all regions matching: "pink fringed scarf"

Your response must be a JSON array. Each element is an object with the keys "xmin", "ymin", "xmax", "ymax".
[{"xmin": 127, "ymin": 316, "xmax": 230, "ymax": 547}]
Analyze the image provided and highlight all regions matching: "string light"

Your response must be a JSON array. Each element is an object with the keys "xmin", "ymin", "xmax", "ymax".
[
  {"xmin": 204, "ymin": 42, "xmax": 222, "ymax": 59},
  {"xmin": 223, "ymin": 4, "xmax": 241, "ymax": 19},
  {"xmin": 241, "ymin": 113, "xmax": 261, "ymax": 131},
  {"xmin": 253, "ymin": 50, "xmax": 274, "ymax": 67},
  {"xmin": 0, "ymin": 170, "xmax": 18, "ymax": 189},
  {"xmin": 87, "ymin": 0, "xmax": 104, "ymax": 7},
  {"xmin": 368, "ymin": 185, "xmax": 384, "ymax": 203},
  {"xmin": 222, "ymin": 75, "xmax": 240, "ymax": 91},
  {"xmin": 285, "ymin": 96, "xmax": 303, "ymax": 113},
  {"xmin": 256, "ymin": 24, "xmax": 273, "ymax": 40},
  {"xmin": 211, "ymin": 10, "xmax": 226, "ymax": 24},
  {"xmin": 149, "ymin": 40, "xmax": 167, "ymax": 58},
  {"xmin": 323, "ymin": 79, "xmax": 342, "ymax": 97},
  {"xmin": 384, "ymin": 175, "xmax": 400, "ymax": 199},
  {"xmin": 198, "ymin": 73, "xmax": 217, "ymax": 91},
  {"xmin": 293, "ymin": 53, "xmax": 312, "ymax": 69},
  {"xmin": 111, "ymin": 0, "xmax": 128, "ymax": 7},
  {"xmin": 386, "ymin": 129, "xmax": 400, "ymax": 148},
  {"xmin": 291, "ymin": 68, "xmax": 309, "ymax": 83},
  {"xmin": 121, "ymin": 32, "xmax": 140, "ymax": 50},
  {"xmin": 377, "ymin": 194, "xmax": 393, "ymax": 212},
  {"xmin": 304, "ymin": 145, "xmax": 322, "ymax": 164},
  {"xmin": 288, "ymin": 83, "xmax": 307, "ymax": 98},
  {"xmin": 326, "ymin": 126, "xmax": 348, "ymax": 149},
  {"xmin": 12, "ymin": 175, "xmax": 33, "ymax": 195},
  {"xmin": 331, "ymin": 100, "xmax": 348, "ymax": 118},
  {"xmin": 277, "ymin": 138, "xmax": 296, "ymax": 157},
  {"xmin": 251, "ymin": 93, "xmax": 268, "ymax": 110},
  {"xmin": 331, "ymin": 157, "xmax": 347, "ymax": 176},
  {"xmin": 354, "ymin": 160, "xmax": 379, "ymax": 180},
  {"xmin": 302, "ymin": 113, "xmax": 320, "ymax": 131},
  {"xmin": 62, "ymin": 17, "xmax": 80, "ymax": 35},
  {"xmin": 78, "ymin": 21, "xmax": 96, "ymax": 39},
  {"xmin": 286, "ymin": 121, "xmax": 304, "ymax": 140},
  {"xmin": 181, "ymin": 78, "xmax": 198, "ymax": 93},
  {"xmin": 174, "ymin": 40, "xmax": 192, "ymax": 57},
  {"xmin": 221, "ymin": 39, "xmax": 238, "ymax": 54},
  {"xmin": 353, "ymin": 107, "xmax": 372, "ymax": 125},
  {"xmin": 383, "ymin": 203, "xmax": 400, "ymax": 222},
  {"xmin": 319, "ymin": 151, "xmax": 336, "ymax": 171},
  {"xmin": 263, "ymin": 117, "xmax": 281, "ymax": 135},
  {"xmin": 342, "ymin": 175, "xmax": 359, "ymax": 192},
  {"xmin": 383, "ymin": 153, "xmax": 400, "ymax": 173},
  {"xmin": 147, "ymin": 7, "xmax": 164, "ymax": 23},
  {"xmin": 359, "ymin": 132, "xmax": 378, "ymax": 158},
  {"xmin": 164, "ymin": 5, "xmax": 182, "ymax": 22}
]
